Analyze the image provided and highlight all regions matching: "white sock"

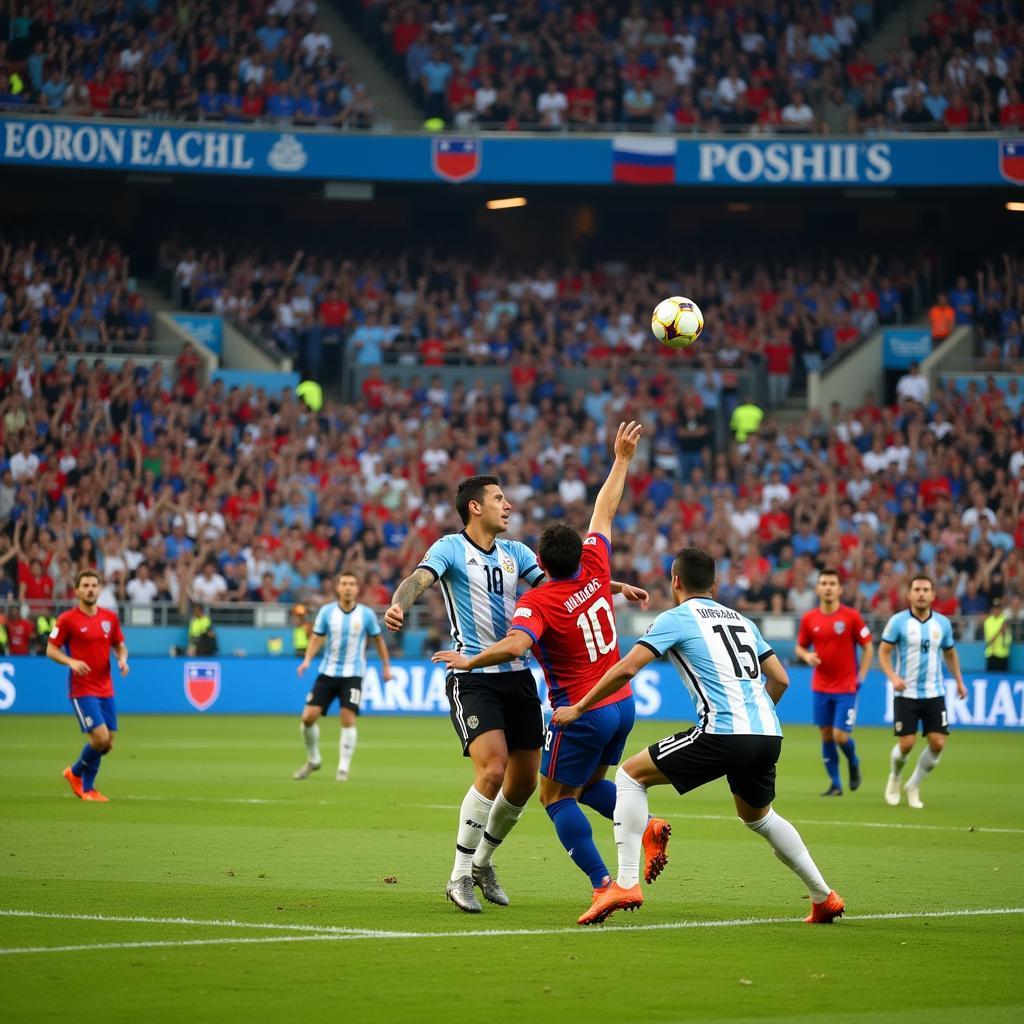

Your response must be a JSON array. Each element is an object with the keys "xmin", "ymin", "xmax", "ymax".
[
  {"xmin": 339, "ymin": 726, "xmax": 357, "ymax": 773},
  {"xmin": 302, "ymin": 722, "xmax": 321, "ymax": 764},
  {"xmin": 908, "ymin": 747, "xmax": 941, "ymax": 789},
  {"xmin": 613, "ymin": 765, "xmax": 649, "ymax": 889},
  {"xmin": 473, "ymin": 791, "xmax": 526, "ymax": 868},
  {"xmin": 746, "ymin": 809, "xmax": 832, "ymax": 903},
  {"xmin": 451, "ymin": 786, "xmax": 493, "ymax": 880},
  {"xmin": 890, "ymin": 743, "xmax": 909, "ymax": 777}
]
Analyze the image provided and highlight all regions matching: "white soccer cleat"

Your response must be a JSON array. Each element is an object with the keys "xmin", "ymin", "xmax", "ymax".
[
  {"xmin": 884, "ymin": 774, "xmax": 901, "ymax": 806},
  {"xmin": 293, "ymin": 760, "xmax": 322, "ymax": 780},
  {"xmin": 336, "ymin": 769, "xmax": 349, "ymax": 782},
  {"xmin": 905, "ymin": 783, "xmax": 924, "ymax": 810}
]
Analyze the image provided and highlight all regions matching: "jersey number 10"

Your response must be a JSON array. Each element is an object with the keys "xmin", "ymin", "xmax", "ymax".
[{"xmin": 576, "ymin": 597, "xmax": 617, "ymax": 663}]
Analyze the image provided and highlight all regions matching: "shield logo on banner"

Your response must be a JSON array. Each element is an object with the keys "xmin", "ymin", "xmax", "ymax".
[
  {"xmin": 999, "ymin": 140, "xmax": 1024, "ymax": 185},
  {"xmin": 833, "ymin": 621, "xmax": 846, "ymax": 634},
  {"xmin": 185, "ymin": 662, "xmax": 221, "ymax": 712},
  {"xmin": 431, "ymin": 138, "xmax": 481, "ymax": 183}
]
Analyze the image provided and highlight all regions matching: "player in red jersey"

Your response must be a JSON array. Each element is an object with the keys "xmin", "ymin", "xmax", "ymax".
[
  {"xmin": 47, "ymin": 570, "xmax": 129, "ymax": 802},
  {"xmin": 434, "ymin": 423, "xmax": 671, "ymax": 921},
  {"xmin": 795, "ymin": 569, "xmax": 874, "ymax": 797}
]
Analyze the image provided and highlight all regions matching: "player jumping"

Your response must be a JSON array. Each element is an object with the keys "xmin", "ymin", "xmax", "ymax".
[
  {"xmin": 795, "ymin": 569, "xmax": 874, "ymax": 796},
  {"xmin": 386, "ymin": 473, "xmax": 647, "ymax": 913},
  {"xmin": 49, "ymin": 570, "xmax": 130, "ymax": 803},
  {"xmin": 553, "ymin": 547, "xmax": 844, "ymax": 926},
  {"xmin": 433, "ymin": 422, "xmax": 667, "ymax": 923}
]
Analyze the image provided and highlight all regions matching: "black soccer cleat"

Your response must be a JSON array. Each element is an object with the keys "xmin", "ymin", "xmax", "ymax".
[
  {"xmin": 849, "ymin": 761, "xmax": 862, "ymax": 792},
  {"xmin": 820, "ymin": 785, "xmax": 843, "ymax": 797}
]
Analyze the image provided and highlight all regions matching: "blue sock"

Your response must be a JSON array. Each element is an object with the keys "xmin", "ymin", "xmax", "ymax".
[
  {"xmin": 545, "ymin": 798, "xmax": 610, "ymax": 889},
  {"xmin": 76, "ymin": 745, "xmax": 102, "ymax": 792},
  {"xmin": 838, "ymin": 737, "xmax": 859, "ymax": 766},
  {"xmin": 579, "ymin": 779, "xmax": 617, "ymax": 820},
  {"xmin": 822, "ymin": 741, "xmax": 841, "ymax": 789}
]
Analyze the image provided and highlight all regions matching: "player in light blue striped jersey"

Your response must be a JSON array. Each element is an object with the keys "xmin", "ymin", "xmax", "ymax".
[
  {"xmin": 385, "ymin": 473, "xmax": 649, "ymax": 913},
  {"xmin": 553, "ymin": 547, "xmax": 844, "ymax": 926},
  {"xmin": 293, "ymin": 570, "xmax": 391, "ymax": 782},
  {"xmin": 878, "ymin": 575, "xmax": 967, "ymax": 810}
]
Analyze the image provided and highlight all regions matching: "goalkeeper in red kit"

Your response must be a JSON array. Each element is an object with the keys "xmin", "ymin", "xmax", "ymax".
[{"xmin": 48, "ymin": 570, "xmax": 130, "ymax": 802}]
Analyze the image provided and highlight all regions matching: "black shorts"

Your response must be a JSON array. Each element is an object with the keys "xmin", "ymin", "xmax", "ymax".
[
  {"xmin": 306, "ymin": 674, "xmax": 362, "ymax": 715},
  {"xmin": 649, "ymin": 727, "xmax": 782, "ymax": 809},
  {"xmin": 893, "ymin": 696, "xmax": 948, "ymax": 736},
  {"xmin": 446, "ymin": 669, "xmax": 544, "ymax": 756}
]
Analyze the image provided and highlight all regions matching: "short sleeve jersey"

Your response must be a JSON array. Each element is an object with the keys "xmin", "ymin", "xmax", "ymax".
[
  {"xmin": 881, "ymin": 610, "xmax": 955, "ymax": 699},
  {"xmin": 49, "ymin": 607, "xmax": 125, "ymax": 699},
  {"xmin": 797, "ymin": 605, "xmax": 872, "ymax": 693},
  {"xmin": 638, "ymin": 598, "xmax": 781, "ymax": 736},
  {"xmin": 312, "ymin": 601, "xmax": 382, "ymax": 678},
  {"xmin": 509, "ymin": 532, "xmax": 631, "ymax": 709},
  {"xmin": 419, "ymin": 531, "xmax": 544, "ymax": 673}
]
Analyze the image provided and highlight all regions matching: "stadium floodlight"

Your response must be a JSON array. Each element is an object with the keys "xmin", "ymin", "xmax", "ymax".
[
  {"xmin": 485, "ymin": 197, "xmax": 528, "ymax": 210},
  {"xmin": 1006, "ymin": 202, "xmax": 1024, "ymax": 213}
]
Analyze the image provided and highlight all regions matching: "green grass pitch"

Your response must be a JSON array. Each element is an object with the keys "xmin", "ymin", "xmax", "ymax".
[{"xmin": 1, "ymin": 715, "xmax": 1022, "ymax": 1024}]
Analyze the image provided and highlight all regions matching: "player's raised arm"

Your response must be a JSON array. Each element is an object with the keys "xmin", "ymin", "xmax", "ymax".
[
  {"xmin": 385, "ymin": 566, "xmax": 437, "ymax": 631},
  {"xmin": 588, "ymin": 420, "xmax": 643, "ymax": 541}
]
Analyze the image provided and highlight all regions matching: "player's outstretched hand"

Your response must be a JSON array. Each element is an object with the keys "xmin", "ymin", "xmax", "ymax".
[
  {"xmin": 431, "ymin": 651, "xmax": 471, "ymax": 672},
  {"xmin": 613, "ymin": 420, "xmax": 643, "ymax": 462},
  {"xmin": 69, "ymin": 659, "xmax": 90, "ymax": 676},
  {"xmin": 117, "ymin": 659, "xmax": 130, "ymax": 677},
  {"xmin": 619, "ymin": 584, "xmax": 650, "ymax": 609},
  {"xmin": 384, "ymin": 605, "xmax": 404, "ymax": 632},
  {"xmin": 805, "ymin": 653, "xmax": 822, "ymax": 667},
  {"xmin": 296, "ymin": 661, "xmax": 311, "ymax": 678},
  {"xmin": 551, "ymin": 704, "xmax": 582, "ymax": 727}
]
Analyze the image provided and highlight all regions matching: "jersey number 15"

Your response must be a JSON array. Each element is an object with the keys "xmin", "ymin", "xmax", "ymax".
[{"xmin": 712, "ymin": 624, "xmax": 760, "ymax": 680}]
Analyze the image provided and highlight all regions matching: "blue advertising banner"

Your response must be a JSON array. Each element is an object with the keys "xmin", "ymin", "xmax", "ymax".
[
  {"xmin": 883, "ymin": 327, "xmax": 933, "ymax": 369},
  {"xmin": 169, "ymin": 312, "xmax": 223, "ymax": 354},
  {"xmin": 2, "ymin": 116, "xmax": 1022, "ymax": 187},
  {"xmin": 1, "ymin": 658, "xmax": 1021, "ymax": 729}
]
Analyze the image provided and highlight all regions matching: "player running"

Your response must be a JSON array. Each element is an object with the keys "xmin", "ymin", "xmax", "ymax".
[
  {"xmin": 554, "ymin": 547, "xmax": 844, "ymax": 926},
  {"xmin": 386, "ymin": 473, "xmax": 647, "ymax": 913},
  {"xmin": 294, "ymin": 570, "xmax": 392, "ymax": 782},
  {"xmin": 878, "ymin": 575, "xmax": 967, "ymax": 809},
  {"xmin": 49, "ymin": 570, "xmax": 130, "ymax": 803},
  {"xmin": 433, "ymin": 422, "xmax": 666, "ymax": 923},
  {"xmin": 795, "ymin": 569, "xmax": 874, "ymax": 796}
]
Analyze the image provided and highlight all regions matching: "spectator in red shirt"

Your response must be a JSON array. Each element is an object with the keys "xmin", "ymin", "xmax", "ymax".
[
  {"xmin": 999, "ymin": 88, "xmax": 1024, "ymax": 127},
  {"xmin": 21, "ymin": 558, "xmax": 55, "ymax": 612},
  {"xmin": 764, "ymin": 335, "xmax": 794, "ymax": 406},
  {"xmin": 943, "ymin": 93, "xmax": 971, "ymax": 128},
  {"xmin": 4, "ymin": 605, "xmax": 33, "ymax": 655}
]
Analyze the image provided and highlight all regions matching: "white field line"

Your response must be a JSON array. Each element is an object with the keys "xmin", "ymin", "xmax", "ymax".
[
  {"xmin": 0, "ymin": 907, "xmax": 1021, "ymax": 957},
  {"xmin": 414, "ymin": 805, "xmax": 1024, "ymax": 835}
]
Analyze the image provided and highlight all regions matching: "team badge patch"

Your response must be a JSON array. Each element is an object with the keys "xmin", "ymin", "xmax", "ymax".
[
  {"xmin": 101, "ymin": 620, "xmax": 111, "ymax": 634},
  {"xmin": 501, "ymin": 554, "xmax": 516, "ymax": 575},
  {"xmin": 467, "ymin": 715, "xmax": 479, "ymax": 729},
  {"xmin": 431, "ymin": 138, "xmax": 482, "ymax": 183},
  {"xmin": 999, "ymin": 140, "xmax": 1024, "ymax": 185},
  {"xmin": 833, "ymin": 621, "xmax": 846, "ymax": 634},
  {"xmin": 185, "ymin": 662, "xmax": 221, "ymax": 712}
]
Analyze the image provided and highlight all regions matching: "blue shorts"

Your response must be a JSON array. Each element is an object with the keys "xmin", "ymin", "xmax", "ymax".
[
  {"xmin": 813, "ymin": 691, "xmax": 858, "ymax": 732},
  {"xmin": 71, "ymin": 696, "xmax": 118, "ymax": 734},
  {"xmin": 542, "ymin": 696, "xmax": 636, "ymax": 787}
]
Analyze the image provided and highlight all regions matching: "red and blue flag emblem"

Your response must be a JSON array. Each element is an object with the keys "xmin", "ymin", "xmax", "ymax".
[
  {"xmin": 999, "ymin": 140, "xmax": 1024, "ymax": 185},
  {"xmin": 431, "ymin": 138, "xmax": 482, "ymax": 183},
  {"xmin": 185, "ymin": 662, "xmax": 221, "ymax": 712}
]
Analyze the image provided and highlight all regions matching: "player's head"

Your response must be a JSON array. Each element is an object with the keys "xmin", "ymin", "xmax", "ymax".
[
  {"xmin": 908, "ymin": 574, "xmax": 935, "ymax": 612},
  {"xmin": 335, "ymin": 570, "xmax": 359, "ymax": 604},
  {"xmin": 75, "ymin": 569, "xmax": 101, "ymax": 608},
  {"xmin": 537, "ymin": 523, "xmax": 583, "ymax": 580},
  {"xmin": 455, "ymin": 475, "xmax": 509, "ymax": 533},
  {"xmin": 670, "ymin": 547, "xmax": 716, "ymax": 600},
  {"xmin": 816, "ymin": 568, "xmax": 841, "ymax": 606}
]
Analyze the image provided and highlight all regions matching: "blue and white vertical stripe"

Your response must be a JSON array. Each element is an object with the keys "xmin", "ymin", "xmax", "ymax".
[
  {"xmin": 313, "ymin": 602, "xmax": 382, "ymax": 678},
  {"xmin": 881, "ymin": 610, "xmax": 954, "ymax": 699}
]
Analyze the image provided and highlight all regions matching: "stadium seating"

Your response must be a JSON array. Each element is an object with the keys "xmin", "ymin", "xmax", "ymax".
[{"xmin": 0, "ymin": 1, "xmax": 375, "ymax": 129}]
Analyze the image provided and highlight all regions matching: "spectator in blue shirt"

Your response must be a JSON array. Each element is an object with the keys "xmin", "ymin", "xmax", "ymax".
[
  {"xmin": 948, "ymin": 275, "xmax": 977, "ymax": 325},
  {"xmin": 257, "ymin": 17, "xmax": 287, "ymax": 55},
  {"xmin": 351, "ymin": 311, "xmax": 387, "ymax": 365},
  {"xmin": 198, "ymin": 74, "xmax": 225, "ymax": 118},
  {"xmin": 421, "ymin": 49, "xmax": 452, "ymax": 119},
  {"xmin": 41, "ymin": 69, "xmax": 66, "ymax": 109},
  {"xmin": 267, "ymin": 83, "xmax": 299, "ymax": 118}
]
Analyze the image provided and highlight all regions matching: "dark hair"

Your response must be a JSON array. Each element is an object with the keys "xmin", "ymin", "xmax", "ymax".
[
  {"xmin": 671, "ymin": 547, "xmax": 716, "ymax": 593},
  {"xmin": 909, "ymin": 574, "xmax": 934, "ymax": 589},
  {"xmin": 817, "ymin": 568, "xmax": 841, "ymax": 582},
  {"xmin": 337, "ymin": 569, "xmax": 360, "ymax": 583},
  {"xmin": 538, "ymin": 523, "xmax": 583, "ymax": 580},
  {"xmin": 75, "ymin": 569, "xmax": 101, "ymax": 587},
  {"xmin": 455, "ymin": 475, "xmax": 500, "ymax": 525}
]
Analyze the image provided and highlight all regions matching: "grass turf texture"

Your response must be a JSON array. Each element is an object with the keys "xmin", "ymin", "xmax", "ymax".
[{"xmin": 1, "ymin": 715, "xmax": 1022, "ymax": 1024}]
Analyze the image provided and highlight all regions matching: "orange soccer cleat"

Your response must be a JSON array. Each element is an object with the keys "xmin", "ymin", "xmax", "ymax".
[
  {"xmin": 805, "ymin": 890, "xmax": 845, "ymax": 924},
  {"xmin": 577, "ymin": 882, "xmax": 644, "ymax": 926},
  {"xmin": 62, "ymin": 766, "xmax": 83, "ymax": 799},
  {"xmin": 81, "ymin": 790, "xmax": 110, "ymax": 803},
  {"xmin": 642, "ymin": 817, "xmax": 671, "ymax": 884}
]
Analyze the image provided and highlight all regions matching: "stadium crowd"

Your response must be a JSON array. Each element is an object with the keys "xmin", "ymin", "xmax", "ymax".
[
  {"xmin": 356, "ymin": 0, "xmax": 1023, "ymax": 133},
  {"xmin": 0, "ymin": 0, "xmax": 376, "ymax": 129}
]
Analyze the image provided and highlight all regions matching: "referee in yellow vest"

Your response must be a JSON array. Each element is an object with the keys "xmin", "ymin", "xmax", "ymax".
[{"xmin": 983, "ymin": 598, "xmax": 1012, "ymax": 672}]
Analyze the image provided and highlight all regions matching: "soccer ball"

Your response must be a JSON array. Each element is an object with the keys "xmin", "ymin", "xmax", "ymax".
[{"xmin": 651, "ymin": 296, "xmax": 704, "ymax": 348}]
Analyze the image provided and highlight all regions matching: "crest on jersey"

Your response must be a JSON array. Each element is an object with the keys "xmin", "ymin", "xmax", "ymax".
[
  {"xmin": 833, "ymin": 621, "xmax": 846, "ymax": 634},
  {"xmin": 184, "ymin": 662, "xmax": 221, "ymax": 712},
  {"xmin": 101, "ymin": 620, "xmax": 111, "ymax": 635},
  {"xmin": 501, "ymin": 555, "xmax": 516, "ymax": 575}
]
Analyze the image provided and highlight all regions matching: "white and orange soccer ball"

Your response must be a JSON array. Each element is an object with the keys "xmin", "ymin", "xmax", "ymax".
[{"xmin": 651, "ymin": 296, "xmax": 704, "ymax": 348}]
